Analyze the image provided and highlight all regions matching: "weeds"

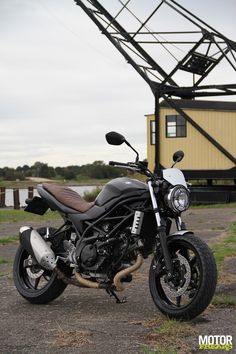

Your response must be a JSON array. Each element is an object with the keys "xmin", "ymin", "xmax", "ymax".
[
  {"xmin": 0, "ymin": 257, "xmax": 8, "ymax": 264},
  {"xmin": 52, "ymin": 323, "xmax": 92, "ymax": 348},
  {"xmin": 141, "ymin": 345, "xmax": 177, "ymax": 354},
  {"xmin": 192, "ymin": 203, "xmax": 236, "ymax": 209},
  {"xmin": 142, "ymin": 319, "xmax": 196, "ymax": 354},
  {"xmin": 212, "ymin": 294, "xmax": 236, "ymax": 307},
  {"xmin": 83, "ymin": 187, "xmax": 102, "ymax": 202},
  {"xmin": 211, "ymin": 221, "xmax": 236, "ymax": 270},
  {"xmin": 142, "ymin": 220, "xmax": 236, "ymax": 354},
  {"xmin": 0, "ymin": 236, "xmax": 18, "ymax": 245},
  {"xmin": 0, "ymin": 209, "xmax": 59, "ymax": 223}
]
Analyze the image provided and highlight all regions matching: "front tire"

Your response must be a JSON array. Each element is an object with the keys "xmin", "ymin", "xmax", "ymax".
[
  {"xmin": 13, "ymin": 227, "xmax": 72, "ymax": 304},
  {"xmin": 149, "ymin": 233, "xmax": 217, "ymax": 320}
]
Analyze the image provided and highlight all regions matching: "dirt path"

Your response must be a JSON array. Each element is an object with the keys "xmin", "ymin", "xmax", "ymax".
[{"xmin": 0, "ymin": 207, "xmax": 235, "ymax": 353}]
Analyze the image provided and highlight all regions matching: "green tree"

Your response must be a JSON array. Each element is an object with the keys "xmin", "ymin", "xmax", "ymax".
[{"xmin": 31, "ymin": 162, "xmax": 55, "ymax": 178}]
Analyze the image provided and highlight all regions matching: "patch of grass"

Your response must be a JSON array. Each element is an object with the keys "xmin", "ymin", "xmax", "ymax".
[
  {"xmin": 52, "ymin": 327, "xmax": 92, "ymax": 348},
  {"xmin": 141, "ymin": 345, "xmax": 176, "ymax": 354},
  {"xmin": 154, "ymin": 319, "xmax": 195, "ymax": 336},
  {"xmin": 0, "ymin": 235, "xmax": 18, "ymax": 245},
  {"xmin": 0, "ymin": 180, "xmax": 37, "ymax": 188},
  {"xmin": 0, "ymin": 209, "xmax": 59, "ymax": 223},
  {"xmin": 224, "ymin": 233, "xmax": 236, "ymax": 244},
  {"xmin": 210, "ymin": 221, "xmax": 236, "ymax": 308},
  {"xmin": 0, "ymin": 257, "xmax": 8, "ymax": 264},
  {"xmin": 83, "ymin": 187, "xmax": 102, "ymax": 202},
  {"xmin": 142, "ymin": 319, "xmax": 196, "ymax": 354},
  {"xmin": 191, "ymin": 203, "xmax": 236, "ymax": 209},
  {"xmin": 211, "ymin": 221, "xmax": 236, "ymax": 270},
  {"xmin": 211, "ymin": 226, "xmax": 225, "ymax": 231},
  {"xmin": 0, "ymin": 178, "xmax": 108, "ymax": 189},
  {"xmin": 212, "ymin": 294, "xmax": 236, "ymax": 308},
  {"xmin": 140, "ymin": 347, "xmax": 157, "ymax": 354}
]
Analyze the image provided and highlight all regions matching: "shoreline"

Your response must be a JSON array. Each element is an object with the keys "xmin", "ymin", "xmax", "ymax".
[{"xmin": 0, "ymin": 179, "xmax": 106, "ymax": 189}]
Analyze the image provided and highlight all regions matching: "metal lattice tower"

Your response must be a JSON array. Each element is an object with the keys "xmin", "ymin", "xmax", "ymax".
[{"xmin": 74, "ymin": 0, "xmax": 236, "ymax": 172}]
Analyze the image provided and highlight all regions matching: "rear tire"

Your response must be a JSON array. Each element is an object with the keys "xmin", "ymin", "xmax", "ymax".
[
  {"xmin": 149, "ymin": 233, "xmax": 217, "ymax": 320},
  {"xmin": 13, "ymin": 227, "xmax": 72, "ymax": 304}
]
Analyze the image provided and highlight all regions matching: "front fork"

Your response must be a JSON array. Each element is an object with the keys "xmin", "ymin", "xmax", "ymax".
[{"xmin": 148, "ymin": 180, "xmax": 184, "ymax": 277}]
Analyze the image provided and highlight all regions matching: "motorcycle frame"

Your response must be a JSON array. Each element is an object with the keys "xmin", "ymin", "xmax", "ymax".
[
  {"xmin": 59, "ymin": 179, "xmax": 189, "ymax": 277},
  {"xmin": 29, "ymin": 167, "xmax": 191, "ymax": 279}
]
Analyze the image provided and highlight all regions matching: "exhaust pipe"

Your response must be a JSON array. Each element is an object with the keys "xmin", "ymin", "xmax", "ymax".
[
  {"xmin": 75, "ymin": 272, "xmax": 100, "ymax": 289},
  {"xmin": 19, "ymin": 226, "xmax": 57, "ymax": 271},
  {"xmin": 113, "ymin": 254, "xmax": 144, "ymax": 292},
  {"xmin": 73, "ymin": 255, "xmax": 144, "ymax": 291}
]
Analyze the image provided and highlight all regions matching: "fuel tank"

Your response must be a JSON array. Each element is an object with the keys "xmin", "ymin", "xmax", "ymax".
[{"xmin": 95, "ymin": 177, "xmax": 148, "ymax": 206}]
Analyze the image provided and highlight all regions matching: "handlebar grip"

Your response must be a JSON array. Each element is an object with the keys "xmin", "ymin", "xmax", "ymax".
[{"xmin": 109, "ymin": 161, "xmax": 126, "ymax": 166}]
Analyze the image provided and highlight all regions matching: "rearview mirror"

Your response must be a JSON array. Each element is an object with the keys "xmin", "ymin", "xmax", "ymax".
[
  {"xmin": 173, "ymin": 150, "xmax": 184, "ymax": 163},
  {"xmin": 105, "ymin": 131, "xmax": 126, "ymax": 146},
  {"xmin": 105, "ymin": 131, "xmax": 140, "ymax": 162}
]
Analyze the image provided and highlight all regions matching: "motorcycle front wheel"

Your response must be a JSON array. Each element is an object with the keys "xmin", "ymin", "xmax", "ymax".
[
  {"xmin": 149, "ymin": 233, "xmax": 217, "ymax": 320},
  {"xmin": 13, "ymin": 227, "xmax": 72, "ymax": 304}
]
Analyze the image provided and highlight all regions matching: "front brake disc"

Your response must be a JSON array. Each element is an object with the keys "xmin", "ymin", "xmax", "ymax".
[{"xmin": 160, "ymin": 253, "xmax": 191, "ymax": 297}]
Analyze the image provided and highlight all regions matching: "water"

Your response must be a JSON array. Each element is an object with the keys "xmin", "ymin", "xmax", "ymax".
[{"xmin": 3, "ymin": 186, "xmax": 96, "ymax": 207}]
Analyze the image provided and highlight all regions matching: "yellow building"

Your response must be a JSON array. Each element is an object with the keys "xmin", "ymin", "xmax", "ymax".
[{"xmin": 146, "ymin": 100, "xmax": 236, "ymax": 179}]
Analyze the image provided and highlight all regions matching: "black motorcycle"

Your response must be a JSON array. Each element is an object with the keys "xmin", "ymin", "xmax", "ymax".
[{"xmin": 13, "ymin": 132, "xmax": 217, "ymax": 320}]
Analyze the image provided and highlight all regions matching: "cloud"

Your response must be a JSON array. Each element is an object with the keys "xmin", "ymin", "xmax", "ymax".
[{"xmin": 0, "ymin": 0, "xmax": 235, "ymax": 168}]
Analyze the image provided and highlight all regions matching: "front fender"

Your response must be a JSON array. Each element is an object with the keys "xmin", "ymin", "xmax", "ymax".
[{"xmin": 168, "ymin": 230, "xmax": 194, "ymax": 237}]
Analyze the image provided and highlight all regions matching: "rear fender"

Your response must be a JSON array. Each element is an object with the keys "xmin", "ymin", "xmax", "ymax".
[{"xmin": 24, "ymin": 196, "xmax": 49, "ymax": 215}]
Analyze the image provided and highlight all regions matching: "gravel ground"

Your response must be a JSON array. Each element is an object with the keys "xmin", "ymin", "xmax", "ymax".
[{"xmin": 0, "ymin": 207, "xmax": 235, "ymax": 353}]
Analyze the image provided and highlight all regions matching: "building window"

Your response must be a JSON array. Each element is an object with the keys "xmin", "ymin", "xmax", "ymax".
[
  {"xmin": 150, "ymin": 120, "xmax": 156, "ymax": 145},
  {"xmin": 166, "ymin": 115, "xmax": 186, "ymax": 138}
]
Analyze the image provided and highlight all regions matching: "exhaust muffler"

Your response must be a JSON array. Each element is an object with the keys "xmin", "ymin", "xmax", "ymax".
[{"xmin": 19, "ymin": 226, "xmax": 57, "ymax": 271}]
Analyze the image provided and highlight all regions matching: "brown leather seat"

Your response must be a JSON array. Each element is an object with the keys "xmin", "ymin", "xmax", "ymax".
[{"xmin": 42, "ymin": 183, "xmax": 95, "ymax": 212}]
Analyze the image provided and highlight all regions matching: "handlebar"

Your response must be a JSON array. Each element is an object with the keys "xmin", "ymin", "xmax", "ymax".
[
  {"xmin": 109, "ymin": 161, "xmax": 127, "ymax": 167},
  {"xmin": 109, "ymin": 160, "xmax": 153, "ymax": 178},
  {"xmin": 109, "ymin": 161, "xmax": 140, "ymax": 169}
]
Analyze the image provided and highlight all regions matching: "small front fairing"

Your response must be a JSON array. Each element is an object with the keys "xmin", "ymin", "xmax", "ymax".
[{"xmin": 162, "ymin": 168, "xmax": 187, "ymax": 187}]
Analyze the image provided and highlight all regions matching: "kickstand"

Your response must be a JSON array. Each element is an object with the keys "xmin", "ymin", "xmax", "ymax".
[{"xmin": 106, "ymin": 288, "xmax": 127, "ymax": 304}]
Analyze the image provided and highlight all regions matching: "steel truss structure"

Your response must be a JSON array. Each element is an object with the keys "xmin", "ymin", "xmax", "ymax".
[{"xmin": 74, "ymin": 0, "xmax": 236, "ymax": 176}]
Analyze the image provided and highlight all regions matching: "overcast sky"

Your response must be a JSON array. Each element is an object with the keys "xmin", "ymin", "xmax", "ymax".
[{"xmin": 1, "ymin": 0, "xmax": 235, "ymax": 168}]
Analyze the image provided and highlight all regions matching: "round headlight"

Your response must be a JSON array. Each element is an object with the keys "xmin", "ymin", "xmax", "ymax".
[{"xmin": 165, "ymin": 185, "xmax": 190, "ymax": 213}]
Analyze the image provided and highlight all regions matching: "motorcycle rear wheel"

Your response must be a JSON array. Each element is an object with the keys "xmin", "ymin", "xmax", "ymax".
[
  {"xmin": 13, "ymin": 227, "xmax": 72, "ymax": 304},
  {"xmin": 149, "ymin": 233, "xmax": 217, "ymax": 320}
]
